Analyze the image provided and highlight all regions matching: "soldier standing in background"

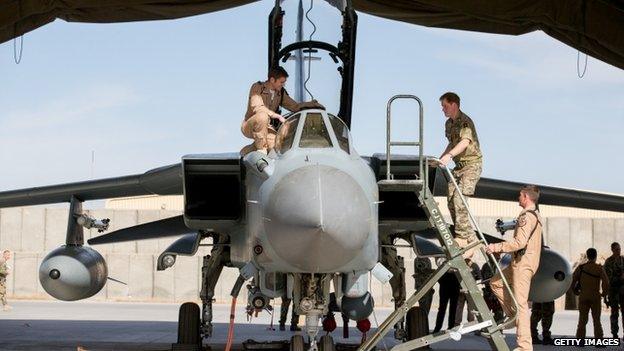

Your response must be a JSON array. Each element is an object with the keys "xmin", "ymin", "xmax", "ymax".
[
  {"xmin": 432, "ymin": 270, "xmax": 461, "ymax": 333},
  {"xmin": 572, "ymin": 248, "xmax": 609, "ymax": 343},
  {"xmin": 279, "ymin": 281, "xmax": 300, "ymax": 331},
  {"xmin": 413, "ymin": 257, "xmax": 435, "ymax": 315},
  {"xmin": 481, "ymin": 262, "xmax": 504, "ymax": 322},
  {"xmin": 455, "ymin": 259, "xmax": 481, "ymax": 327},
  {"xmin": 604, "ymin": 242, "xmax": 624, "ymax": 339},
  {"xmin": 530, "ymin": 301, "xmax": 555, "ymax": 345},
  {"xmin": 0, "ymin": 249, "xmax": 12, "ymax": 311}
]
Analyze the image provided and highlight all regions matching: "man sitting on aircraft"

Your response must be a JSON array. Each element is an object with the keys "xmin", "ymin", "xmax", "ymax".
[
  {"xmin": 437, "ymin": 92, "xmax": 482, "ymax": 258},
  {"xmin": 241, "ymin": 66, "xmax": 323, "ymax": 155}
]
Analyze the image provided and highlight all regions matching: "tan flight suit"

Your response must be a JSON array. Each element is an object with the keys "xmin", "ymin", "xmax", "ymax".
[
  {"xmin": 241, "ymin": 81, "xmax": 319, "ymax": 154},
  {"xmin": 572, "ymin": 261, "xmax": 609, "ymax": 339},
  {"xmin": 0, "ymin": 258, "xmax": 9, "ymax": 308},
  {"xmin": 490, "ymin": 206, "xmax": 542, "ymax": 351},
  {"xmin": 445, "ymin": 111, "xmax": 482, "ymax": 252}
]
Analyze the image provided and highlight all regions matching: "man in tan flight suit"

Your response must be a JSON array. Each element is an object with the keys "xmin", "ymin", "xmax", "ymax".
[
  {"xmin": 0, "ymin": 249, "xmax": 12, "ymax": 311},
  {"xmin": 487, "ymin": 185, "xmax": 542, "ymax": 351},
  {"xmin": 438, "ymin": 92, "xmax": 482, "ymax": 258},
  {"xmin": 241, "ymin": 66, "xmax": 323, "ymax": 155},
  {"xmin": 572, "ymin": 247, "xmax": 608, "ymax": 343}
]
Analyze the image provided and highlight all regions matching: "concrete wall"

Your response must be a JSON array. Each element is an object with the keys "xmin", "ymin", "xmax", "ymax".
[{"xmin": 1, "ymin": 208, "xmax": 622, "ymax": 310}]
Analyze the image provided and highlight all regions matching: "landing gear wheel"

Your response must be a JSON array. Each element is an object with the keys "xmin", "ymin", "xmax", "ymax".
[
  {"xmin": 319, "ymin": 335, "xmax": 335, "ymax": 351},
  {"xmin": 406, "ymin": 306, "xmax": 429, "ymax": 349},
  {"xmin": 290, "ymin": 335, "xmax": 305, "ymax": 351},
  {"xmin": 176, "ymin": 302, "xmax": 202, "ymax": 348}
]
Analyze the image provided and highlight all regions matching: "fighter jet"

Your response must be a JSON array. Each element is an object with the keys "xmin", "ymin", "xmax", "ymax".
[{"xmin": 1, "ymin": 1, "xmax": 624, "ymax": 351}]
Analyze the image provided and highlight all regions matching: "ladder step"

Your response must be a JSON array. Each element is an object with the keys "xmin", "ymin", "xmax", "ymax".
[
  {"xmin": 389, "ymin": 141, "xmax": 420, "ymax": 146},
  {"xmin": 377, "ymin": 179, "xmax": 423, "ymax": 192}
]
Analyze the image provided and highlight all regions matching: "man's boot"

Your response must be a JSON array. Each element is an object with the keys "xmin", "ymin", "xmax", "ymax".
[
  {"xmin": 542, "ymin": 333, "xmax": 553, "ymax": 345},
  {"xmin": 531, "ymin": 334, "xmax": 542, "ymax": 345},
  {"xmin": 279, "ymin": 323, "xmax": 285, "ymax": 331}
]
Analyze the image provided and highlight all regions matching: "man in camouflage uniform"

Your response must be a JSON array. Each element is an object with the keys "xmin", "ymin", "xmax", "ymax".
[
  {"xmin": 481, "ymin": 262, "xmax": 504, "ymax": 322},
  {"xmin": 0, "ymin": 250, "xmax": 12, "ymax": 311},
  {"xmin": 455, "ymin": 259, "xmax": 482, "ymax": 326},
  {"xmin": 604, "ymin": 242, "xmax": 624, "ymax": 339},
  {"xmin": 279, "ymin": 276, "xmax": 300, "ymax": 331},
  {"xmin": 438, "ymin": 92, "xmax": 482, "ymax": 259},
  {"xmin": 413, "ymin": 257, "xmax": 435, "ymax": 315},
  {"xmin": 530, "ymin": 301, "xmax": 555, "ymax": 345}
]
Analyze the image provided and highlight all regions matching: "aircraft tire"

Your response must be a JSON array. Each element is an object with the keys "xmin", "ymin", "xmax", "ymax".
[
  {"xmin": 177, "ymin": 302, "xmax": 201, "ymax": 346},
  {"xmin": 406, "ymin": 306, "xmax": 429, "ymax": 349},
  {"xmin": 319, "ymin": 334, "xmax": 335, "ymax": 351},
  {"xmin": 290, "ymin": 335, "xmax": 305, "ymax": 351}
]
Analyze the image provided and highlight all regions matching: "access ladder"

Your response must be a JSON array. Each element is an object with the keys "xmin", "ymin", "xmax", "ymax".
[{"xmin": 360, "ymin": 95, "xmax": 518, "ymax": 351}]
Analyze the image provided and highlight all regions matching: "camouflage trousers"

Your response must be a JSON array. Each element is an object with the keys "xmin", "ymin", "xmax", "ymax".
[
  {"xmin": 530, "ymin": 301, "xmax": 555, "ymax": 338},
  {"xmin": 608, "ymin": 288, "xmax": 624, "ymax": 336},
  {"xmin": 0, "ymin": 278, "xmax": 6, "ymax": 306},
  {"xmin": 279, "ymin": 297, "xmax": 299, "ymax": 326},
  {"xmin": 447, "ymin": 162, "xmax": 482, "ymax": 243}
]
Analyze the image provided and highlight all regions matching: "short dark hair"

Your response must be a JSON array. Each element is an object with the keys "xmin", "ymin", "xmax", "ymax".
[
  {"xmin": 612, "ymin": 242, "xmax": 620, "ymax": 249},
  {"xmin": 520, "ymin": 185, "xmax": 540, "ymax": 203},
  {"xmin": 586, "ymin": 248, "xmax": 597, "ymax": 260},
  {"xmin": 439, "ymin": 92, "xmax": 460, "ymax": 106},
  {"xmin": 268, "ymin": 66, "xmax": 289, "ymax": 80}
]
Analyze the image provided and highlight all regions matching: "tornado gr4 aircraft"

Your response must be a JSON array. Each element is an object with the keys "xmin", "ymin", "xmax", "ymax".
[{"xmin": 2, "ymin": 1, "xmax": 624, "ymax": 351}]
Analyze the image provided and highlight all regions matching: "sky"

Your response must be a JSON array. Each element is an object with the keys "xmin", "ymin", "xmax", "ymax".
[{"xmin": 1, "ymin": 0, "xmax": 623, "ymax": 200}]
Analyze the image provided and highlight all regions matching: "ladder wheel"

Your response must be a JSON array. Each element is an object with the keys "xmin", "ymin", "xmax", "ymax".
[
  {"xmin": 290, "ymin": 335, "xmax": 305, "ymax": 351},
  {"xmin": 406, "ymin": 306, "xmax": 429, "ymax": 349},
  {"xmin": 177, "ymin": 302, "xmax": 201, "ymax": 346},
  {"xmin": 319, "ymin": 334, "xmax": 336, "ymax": 351}
]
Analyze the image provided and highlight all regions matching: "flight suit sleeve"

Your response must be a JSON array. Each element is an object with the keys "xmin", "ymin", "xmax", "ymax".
[
  {"xmin": 491, "ymin": 212, "xmax": 537, "ymax": 253},
  {"xmin": 600, "ymin": 266, "xmax": 610, "ymax": 295},
  {"xmin": 280, "ymin": 89, "xmax": 302, "ymax": 113},
  {"xmin": 572, "ymin": 266, "xmax": 581, "ymax": 287}
]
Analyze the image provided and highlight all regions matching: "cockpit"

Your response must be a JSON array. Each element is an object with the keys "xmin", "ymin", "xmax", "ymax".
[{"xmin": 276, "ymin": 110, "xmax": 351, "ymax": 155}]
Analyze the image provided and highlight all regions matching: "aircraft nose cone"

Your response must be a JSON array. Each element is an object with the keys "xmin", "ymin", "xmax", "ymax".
[{"xmin": 264, "ymin": 164, "xmax": 372, "ymax": 272}]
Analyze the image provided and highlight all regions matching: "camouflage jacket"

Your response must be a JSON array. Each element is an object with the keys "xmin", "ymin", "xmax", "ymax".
[
  {"xmin": 0, "ymin": 259, "xmax": 8, "ymax": 278},
  {"xmin": 604, "ymin": 255, "xmax": 624, "ymax": 288}
]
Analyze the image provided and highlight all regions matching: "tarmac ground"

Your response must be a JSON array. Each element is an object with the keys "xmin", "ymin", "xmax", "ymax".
[{"xmin": 0, "ymin": 300, "xmax": 621, "ymax": 351}]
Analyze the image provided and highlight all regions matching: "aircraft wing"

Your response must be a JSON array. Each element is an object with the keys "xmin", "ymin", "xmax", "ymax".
[
  {"xmin": 367, "ymin": 154, "xmax": 624, "ymax": 222},
  {"xmin": 0, "ymin": 163, "xmax": 182, "ymax": 208},
  {"xmin": 0, "ymin": 153, "xmax": 242, "ymax": 209}
]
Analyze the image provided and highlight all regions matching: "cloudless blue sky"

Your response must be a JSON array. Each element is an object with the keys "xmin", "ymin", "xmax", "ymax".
[{"xmin": 1, "ymin": 1, "xmax": 623, "ymax": 198}]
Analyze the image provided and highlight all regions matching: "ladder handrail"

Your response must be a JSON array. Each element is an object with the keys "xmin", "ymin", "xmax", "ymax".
[
  {"xmin": 426, "ymin": 156, "xmax": 519, "ymax": 329},
  {"xmin": 385, "ymin": 95, "xmax": 424, "ymax": 183}
]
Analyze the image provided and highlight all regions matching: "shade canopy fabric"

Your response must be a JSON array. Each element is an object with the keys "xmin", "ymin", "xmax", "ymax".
[{"xmin": 1, "ymin": 0, "xmax": 623, "ymax": 70}]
